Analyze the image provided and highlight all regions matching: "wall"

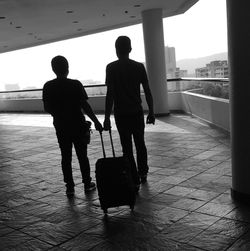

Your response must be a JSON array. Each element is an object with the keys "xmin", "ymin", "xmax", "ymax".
[
  {"xmin": 0, "ymin": 92, "xmax": 183, "ymax": 113},
  {"xmin": 0, "ymin": 99, "xmax": 44, "ymax": 112},
  {"xmin": 0, "ymin": 91, "xmax": 230, "ymax": 132},
  {"xmin": 181, "ymin": 91, "xmax": 230, "ymax": 131}
]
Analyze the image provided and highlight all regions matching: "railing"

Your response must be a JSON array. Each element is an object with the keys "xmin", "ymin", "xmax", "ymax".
[
  {"xmin": 0, "ymin": 84, "xmax": 106, "ymax": 99},
  {"xmin": 0, "ymin": 78, "xmax": 230, "ymax": 131},
  {"xmin": 0, "ymin": 78, "xmax": 229, "ymax": 99},
  {"xmin": 169, "ymin": 77, "xmax": 228, "ymax": 82},
  {"xmin": 166, "ymin": 78, "xmax": 229, "ymax": 101}
]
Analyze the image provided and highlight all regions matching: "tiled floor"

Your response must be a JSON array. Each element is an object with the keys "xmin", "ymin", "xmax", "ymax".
[{"xmin": 0, "ymin": 113, "xmax": 250, "ymax": 250}]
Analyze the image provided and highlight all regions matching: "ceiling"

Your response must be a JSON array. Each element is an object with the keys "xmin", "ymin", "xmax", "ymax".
[{"xmin": 0, "ymin": 0, "xmax": 198, "ymax": 54}]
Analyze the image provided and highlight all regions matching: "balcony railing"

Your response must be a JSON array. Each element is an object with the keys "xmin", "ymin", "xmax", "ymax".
[
  {"xmin": 0, "ymin": 78, "xmax": 229, "ymax": 99},
  {"xmin": 0, "ymin": 84, "xmax": 106, "ymax": 100},
  {"xmin": 0, "ymin": 78, "xmax": 230, "ymax": 132}
]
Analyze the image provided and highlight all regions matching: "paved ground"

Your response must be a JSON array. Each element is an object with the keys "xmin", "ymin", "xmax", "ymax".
[{"xmin": 0, "ymin": 113, "xmax": 250, "ymax": 250}]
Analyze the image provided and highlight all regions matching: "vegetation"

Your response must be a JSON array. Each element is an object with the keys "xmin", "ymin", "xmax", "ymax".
[{"xmin": 192, "ymin": 83, "xmax": 229, "ymax": 99}]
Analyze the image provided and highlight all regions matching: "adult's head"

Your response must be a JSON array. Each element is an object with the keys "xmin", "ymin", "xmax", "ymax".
[
  {"xmin": 115, "ymin": 36, "xmax": 132, "ymax": 58},
  {"xmin": 51, "ymin": 55, "xmax": 69, "ymax": 77}
]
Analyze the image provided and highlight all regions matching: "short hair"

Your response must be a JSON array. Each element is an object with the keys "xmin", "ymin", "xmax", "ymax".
[
  {"xmin": 51, "ymin": 55, "xmax": 68, "ymax": 75},
  {"xmin": 115, "ymin": 36, "xmax": 131, "ymax": 55}
]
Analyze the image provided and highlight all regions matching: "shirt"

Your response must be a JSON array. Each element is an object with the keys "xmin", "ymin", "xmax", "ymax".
[
  {"xmin": 105, "ymin": 59, "xmax": 148, "ymax": 115},
  {"xmin": 42, "ymin": 78, "xmax": 88, "ymax": 125}
]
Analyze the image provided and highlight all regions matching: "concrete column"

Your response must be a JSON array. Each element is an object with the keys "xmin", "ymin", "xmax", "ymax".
[
  {"xmin": 142, "ymin": 9, "xmax": 169, "ymax": 115},
  {"xmin": 227, "ymin": 0, "xmax": 250, "ymax": 202}
]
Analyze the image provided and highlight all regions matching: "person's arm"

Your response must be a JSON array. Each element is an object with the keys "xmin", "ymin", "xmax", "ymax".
[
  {"xmin": 81, "ymin": 100, "xmax": 103, "ymax": 132},
  {"xmin": 79, "ymin": 82, "xmax": 102, "ymax": 131},
  {"xmin": 103, "ymin": 84, "xmax": 114, "ymax": 130},
  {"xmin": 103, "ymin": 65, "xmax": 114, "ymax": 130},
  {"xmin": 141, "ymin": 66, "xmax": 155, "ymax": 124},
  {"xmin": 43, "ymin": 100, "xmax": 51, "ymax": 114},
  {"xmin": 42, "ymin": 86, "xmax": 54, "ymax": 115}
]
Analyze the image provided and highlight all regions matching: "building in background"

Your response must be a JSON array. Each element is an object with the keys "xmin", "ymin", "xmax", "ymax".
[
  {"xmin": 165, "ymin": 46, "xmax": 188, "ymax": 79},
  {"xmin": 80, "ymin": 79, "xmax": 105, "ymax": 96},
  {"xmin": 165, "ymin": 46, "xmax": 176, "ymax": 78},
  {"xmin": 23, "ymin": 86, "xmax": 37, "ymax": 90},
  {"xmin": 175, "ymin": 67, "xmax": 188, "ymax": 78},
  {"xmin": 4, "ymin": 84, "xmax": 20, "ymax": 91},
  {"xmin": 81, "ymin": 79, "xmax": 101, "ymax": 86},
  {"xmin": 164, "ymin": 46, "xmax": 189, "ymax": 92},
  {"xmin": 195, "ymin": 60, "xmax": 229, "ymax": 78}
]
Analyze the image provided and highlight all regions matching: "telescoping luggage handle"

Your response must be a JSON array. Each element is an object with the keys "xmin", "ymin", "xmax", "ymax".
[{"xmin": 100, "ymin": 129, "xmax": 115, "ymax": 158}]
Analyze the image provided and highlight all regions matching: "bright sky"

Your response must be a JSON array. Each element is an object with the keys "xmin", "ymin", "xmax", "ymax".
[{"xmin": 0, "ymin": 0, "xmax": 227, "ymax": 91}]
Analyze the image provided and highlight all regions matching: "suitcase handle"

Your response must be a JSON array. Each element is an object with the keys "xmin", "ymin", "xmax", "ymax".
[{"xmin": 100, "ymin": 129, "xmax": 116, "ymax": 158}]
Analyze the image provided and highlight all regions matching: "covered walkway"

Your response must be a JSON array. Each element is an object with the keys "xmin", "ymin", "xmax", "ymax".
[{"xmin": 0, "ymin": 113, "xmax": 249, "ymax": 250}]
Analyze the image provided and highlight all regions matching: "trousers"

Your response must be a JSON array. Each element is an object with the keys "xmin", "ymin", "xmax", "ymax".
[
  {"xmin": 115, "ymin": 112, "xmax": 149, "ymax": 185},
  {"xmin": 54, "ymin": 122, "xmax": 91, "ymax": 188}
]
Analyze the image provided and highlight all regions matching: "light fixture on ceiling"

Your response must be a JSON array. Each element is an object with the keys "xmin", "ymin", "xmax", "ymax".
[
  {"xmin": 66, "ymin": 10, "xmax": 74, "ymax": 14},
  {"xmin": 134, "ymin": 5, "xmax": 141, "ymax": 7},
  {"xmin": 73, "ymin": 21, "xmax": 78, "ymax": 23},
  {"xmin": 0, "ymin": 16, "xmax": 6, "ymax": 19}
]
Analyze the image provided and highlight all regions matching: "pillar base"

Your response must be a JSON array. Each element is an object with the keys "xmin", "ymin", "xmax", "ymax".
[{"xmin": 231, "ymin": 188, "xmax": 250, "ymax": 205}]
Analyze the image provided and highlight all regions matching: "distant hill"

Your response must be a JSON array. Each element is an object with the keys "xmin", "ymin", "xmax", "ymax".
[{"xmin": 176, "ymin": 52, "xmax": 228, "ymax": 76}]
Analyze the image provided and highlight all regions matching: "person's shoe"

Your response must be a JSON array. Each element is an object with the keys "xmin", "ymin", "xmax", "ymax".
[
  {"xmin": 66, "ymin": 187, "xmax": 75, "ymax": 196},
  {"xmin": 140, "ymin": 174, "xmax": 147, "ymax": 184},
  {"xmin": 84, "ymin": 181, "xmax": 96, "ymax": 192}
]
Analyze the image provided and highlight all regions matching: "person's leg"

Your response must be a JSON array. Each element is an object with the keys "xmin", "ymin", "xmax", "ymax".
[
  {"xmin": 115, "ymin": 115, "xmax": 140, "ymax": 186},
  {"xmin": 132, "ymin": 114, "xmax": 149, "ymax": 181},
  {"xmin": 55, "ymin": 127, "xmax": 75, "ymax": 191},
  {"xmin": 73, "ymin": 128, "xmax": 95, "ymax": 191},
  {"xmin": 74, "ymin": 140, "xmax": 91, "ymax": 185}
]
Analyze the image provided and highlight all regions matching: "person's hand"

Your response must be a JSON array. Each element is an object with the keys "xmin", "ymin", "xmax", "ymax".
[
  {"xmin": 103, "ymin": 118, "xmax": 111, "ymax": 131},
  {"xmin": 146, "ymin": 112, "xmax": 155, "ymax": 125},
  {"xmin": 94, "ymin": 121, "xmax": 103, "ymax": 132}
]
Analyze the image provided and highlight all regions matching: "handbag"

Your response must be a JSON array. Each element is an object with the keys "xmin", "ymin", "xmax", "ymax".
[{"xmin": 83, "ymin": 120, "xmax": 92, "ymax": 144}]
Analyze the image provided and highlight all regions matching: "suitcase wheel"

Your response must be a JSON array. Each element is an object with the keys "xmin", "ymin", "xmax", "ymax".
[{"xmin": 130, "ymin": 204, "xmax": 134, "ymax": 211}]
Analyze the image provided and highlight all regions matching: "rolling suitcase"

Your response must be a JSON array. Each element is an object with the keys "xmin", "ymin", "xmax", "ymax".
[{"xmin": 95, "ymin": 130, "xmax": 136, "ymax": 214}]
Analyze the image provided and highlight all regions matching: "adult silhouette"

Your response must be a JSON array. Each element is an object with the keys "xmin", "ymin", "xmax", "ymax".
[
  {"xmin": 104, "ymin": 36, "xmax": 155, "ymax": 190},
  {"xmin": 43, "ymin": 55, "xmax": 102, "ymax": 196}
]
